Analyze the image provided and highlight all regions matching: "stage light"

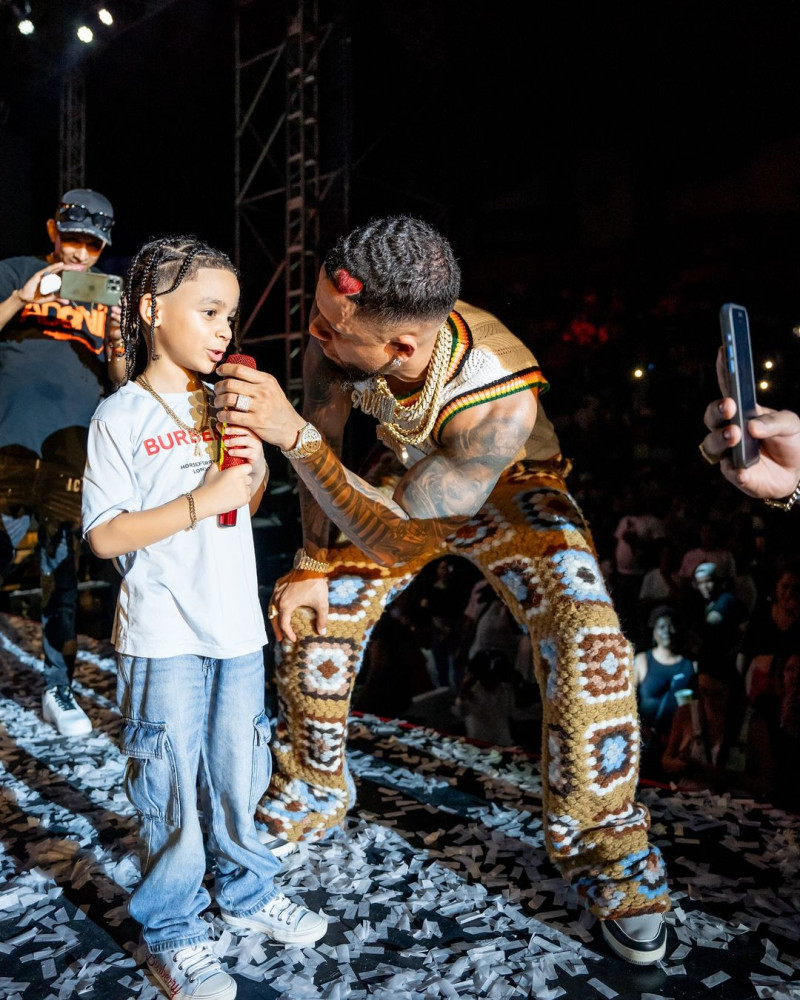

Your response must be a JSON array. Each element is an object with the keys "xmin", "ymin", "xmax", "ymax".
[
  {"xmin": 764, "ymin": 359, "xmax": 774, "ymax": 370},
  {"xmin": 17, "ymin": 17, "xmax": 33, "ymax": 33},
  {"xmin": 77, "ymin": 24, "xmax": 94, "ymax": 42},
  {"xmin": 632, "ymin": 367, "xmax": 644, "ymax": 379},
  {"xmin": 759, "ymin": 379, "xmax": 770, "ymax": 391},
  {"xmin": 98, "ymin": 8, "xmax": 113, "ymax": 25}
]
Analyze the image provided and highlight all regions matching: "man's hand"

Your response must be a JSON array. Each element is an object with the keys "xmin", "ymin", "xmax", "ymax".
[
  {"xmin": 106, "ymin": 303, "xmax": 122, "ymax": 339},
  {"xmin": 268, "ymin": 573, "xmax": 329, "ymax": 642},
  {"xmin": 214, "ymin": 361, "xmax": 306, "ymax": 451},
  {"xmin": 16, "ymin": 261, "xmax": 67, "ymax": 306},
  {"xmin": 701, "ymin": 348, "xmax": 800, "ymax": 498}
]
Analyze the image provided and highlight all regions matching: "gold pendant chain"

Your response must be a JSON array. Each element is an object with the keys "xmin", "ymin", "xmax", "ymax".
[
  {"xmin": 352, "ymin": 320, "xmax": 452, "ymax": 448},
  {"xmin": 136, "ymin": 374, "xmax": 212, "ymax": 456}
]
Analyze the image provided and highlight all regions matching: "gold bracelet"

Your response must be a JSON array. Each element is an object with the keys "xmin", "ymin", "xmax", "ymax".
[
  {"xmin": 293, "ymin": 547, "xmax": 331, "ymax": 573},
  {"xmin": 185, "ymin": 491, "xmax": 198, "ymax": 529},
  {"xmin": 764, "ymin": 480, "xmax": 800, "ymax": 512},
  {"xmin": 110, "ymin": 341, "xmax": 126, "ymax": 357}
]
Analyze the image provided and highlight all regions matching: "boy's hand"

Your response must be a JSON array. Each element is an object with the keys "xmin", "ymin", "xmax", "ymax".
[
  {"xmin": 195, "ymin": 462, "xmax": 253, "ymax": 519},
  {"xmin": 220, "ymin": 424, "xmax": 267, "ymax": 482}
]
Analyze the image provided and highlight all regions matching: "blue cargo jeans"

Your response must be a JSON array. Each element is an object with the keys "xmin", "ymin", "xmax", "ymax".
[{"xmin": 117, "ymin": 650, "xmax": 279, "ymax": 952}]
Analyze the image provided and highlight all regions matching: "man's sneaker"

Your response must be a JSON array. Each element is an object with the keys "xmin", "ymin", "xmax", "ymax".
[
  {"xmin": 601, "ymin": 913, "xmax": 667, "ymax": 965},
  {"xmin": 147, "ymin": 942, "xmax": 236, "ymax": 999},
  {"xmin": 42, "ymin": 685, "xmax": 92, "ymax": 737},
  {"xmin": 221, "ymin": 893, "xmax": 327, "ymax": 946},
  {"xmin": 256, "ymin": 830, "xmax": 298, "ymax": 858}
]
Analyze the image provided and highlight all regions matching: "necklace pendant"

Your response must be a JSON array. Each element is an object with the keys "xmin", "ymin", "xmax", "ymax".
[{"xmin": 373, "ymin": 392, "xmax": 397, "ymax": 424}]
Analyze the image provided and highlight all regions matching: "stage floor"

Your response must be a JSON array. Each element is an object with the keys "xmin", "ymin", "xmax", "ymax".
[{"xmin": 0, "ymin": 611, "xmax": 798, "ymax": 1000}]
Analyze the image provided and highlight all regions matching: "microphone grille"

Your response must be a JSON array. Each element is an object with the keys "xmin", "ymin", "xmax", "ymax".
[{"xmin": 226, "ymin": 353, "xmax": 256, "ymax": 368}]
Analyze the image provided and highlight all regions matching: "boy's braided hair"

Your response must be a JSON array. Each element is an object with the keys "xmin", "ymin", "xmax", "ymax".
[{"xmin": 119, "ymin": 235, "xmax": 239, "ymax": 380}]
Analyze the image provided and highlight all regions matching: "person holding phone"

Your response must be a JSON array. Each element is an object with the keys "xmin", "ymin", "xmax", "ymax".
[
  {"xmin": 700, "ymin": 348, "xmax": 800, "ymax": 508},
  {"xmin": 0, "ymin": 188, "xmax": 126, "ymax": 736}
]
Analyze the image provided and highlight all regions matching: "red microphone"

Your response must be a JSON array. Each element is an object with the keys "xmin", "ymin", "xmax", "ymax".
[{"xmin": 218, "ymin": 353, "xmax": 256, "ymax": 527}]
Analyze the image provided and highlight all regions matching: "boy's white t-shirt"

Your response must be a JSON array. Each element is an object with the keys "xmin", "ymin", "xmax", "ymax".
[{"xmin": 82, "ymin": 380, "xmax": 268, "ymax": 659}]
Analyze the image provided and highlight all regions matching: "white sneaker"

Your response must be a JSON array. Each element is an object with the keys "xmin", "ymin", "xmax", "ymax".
[
  {"xmin": 221, "ymin": 892, "xmax": 327, "ymax": 946},
  {"xmin": 601, "ymin": 913, "xmax": 667, "ymax": 965},
  {"xmin": 256, "ymin": 830, "xmax": 298, "ymax": 858},
  {"xmin": 42, "ymin": 685, "xmax": 92, "ymax": 737},
  {"xmin": 147, "ymin": 942, "xmax": 236, "ymax": 999}
]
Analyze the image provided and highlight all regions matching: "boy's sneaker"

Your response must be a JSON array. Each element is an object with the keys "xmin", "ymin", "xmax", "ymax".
[
  {"xmin": 147, "ymin": 942, "xmax": 236, "ymax": 999},
  {"xmin": 221, "ymin": 892, "xmax": 327, "ymax": 946},
  {"xmin": 256, "ymin": 830, "xmax": 298, "ymax": 858},
  {"xmin": 601, "ymin": 913, "xmax": 667, "ymax": 965},
  {"xmin": 42, "ymin": 685, "xmax": 92, "ymax": 737}
]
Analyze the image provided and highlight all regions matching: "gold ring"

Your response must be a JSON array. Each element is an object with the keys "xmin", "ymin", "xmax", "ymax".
[
  {"xmin": 267, "ymin": 606, "xmax": 278, "ymax": 619},
  {"xmin": 698, "ymin": 441, "xmax": 721, "ymax": 466}
]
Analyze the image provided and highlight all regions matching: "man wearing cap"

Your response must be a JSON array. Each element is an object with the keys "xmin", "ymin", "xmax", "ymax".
[{"xmin": 0, "ymin": 188, "xmax": 125, "ymax": 736}]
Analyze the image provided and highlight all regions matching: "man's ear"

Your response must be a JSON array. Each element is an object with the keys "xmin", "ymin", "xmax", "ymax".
[
  {"xmin": 392, "ymin": 337, "xmax": 416, "ymax": 361},
  {"xmin": 138, "ymin": 293, "xmax": 162, "ymax": 327},
  {"xmin": 46, "ymin": 219, "xmax": 57, "ymax": 244}
]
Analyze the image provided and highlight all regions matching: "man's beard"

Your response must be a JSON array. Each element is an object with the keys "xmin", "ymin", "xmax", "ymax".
[{"xmin": 331, "ymin": 356, "xmax": 397, "ymax": 391}]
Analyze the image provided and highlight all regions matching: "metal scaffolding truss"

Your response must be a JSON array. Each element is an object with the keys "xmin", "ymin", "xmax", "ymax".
[
  {"xmin": 59, "ymin": 70, "xmax": 86, "ymax": 193},
  {"xmin": 235, "ymin": 0, "xmax": 330, "ymax": 409}
]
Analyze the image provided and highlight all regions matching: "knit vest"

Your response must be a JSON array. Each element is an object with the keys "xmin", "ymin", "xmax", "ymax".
[{"xmin": 352, "ymin": 300, "xmax": 560, "ymax": 470}]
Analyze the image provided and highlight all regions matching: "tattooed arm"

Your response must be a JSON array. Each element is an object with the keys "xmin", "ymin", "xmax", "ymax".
[
  {"xmin": 289, "ymin": 388, "xmax": 537, "ymax": 566},
  {"xmin": 213, "ymin": 349, "xmax": 537, "ymax": 634},
  {"xmin": 267, "ymin": 341, "xmax": 352, "ymax": 641}
]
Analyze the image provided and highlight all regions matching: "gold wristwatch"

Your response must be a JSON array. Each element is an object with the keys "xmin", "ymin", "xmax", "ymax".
[
  {"xmin": 281, "ymin": 421, "xmax": 323, "ymax": 459},
  {"xmin": 293, "ymin": 548, "xmax": 331, "ymax": 573}
]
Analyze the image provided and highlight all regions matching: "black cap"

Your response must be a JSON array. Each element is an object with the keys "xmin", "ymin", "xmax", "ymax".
[{"xmin": 55, "ymin": 188, "xmax": 114, "ymax": 246}]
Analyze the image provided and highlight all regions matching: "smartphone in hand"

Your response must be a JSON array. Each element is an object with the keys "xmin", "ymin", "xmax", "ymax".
[
  {"xmin": 59, "ymin": 270, "xmax": 123, "ymax": 306},
  {"xmin": 719, "ymin": 303, "xmax": 760, "ymax": 468}
]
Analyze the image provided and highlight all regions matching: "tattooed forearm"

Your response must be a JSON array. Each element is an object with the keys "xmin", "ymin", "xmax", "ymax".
[{"xmin": 292, "ymin": 441, "xmax": 466, "ymax": 566}]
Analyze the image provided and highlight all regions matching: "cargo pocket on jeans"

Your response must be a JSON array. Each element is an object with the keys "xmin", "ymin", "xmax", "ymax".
[
  {"xmin": 119, "ymin": 719, "xmax": 180, "ymax": 825},
  {"xmin": 249, "ymin": 711, "xmax": 273, "ymax": 812}
]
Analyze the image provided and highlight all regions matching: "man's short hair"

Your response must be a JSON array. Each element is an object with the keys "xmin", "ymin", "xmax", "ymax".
[{"xmin": 323, "ymin": 215, "xmax": 461, "ymax": 326}]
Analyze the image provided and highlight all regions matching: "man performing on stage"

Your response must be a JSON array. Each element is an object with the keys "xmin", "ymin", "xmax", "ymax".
[{"xmin": 215, "ymin": 215, "xmax": 670, "ymax": 965}]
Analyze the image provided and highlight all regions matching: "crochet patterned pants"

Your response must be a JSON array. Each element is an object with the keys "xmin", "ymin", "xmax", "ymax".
[{"xmin": 257, "ymin": 463, "xmax": 670, "ymax": 918}]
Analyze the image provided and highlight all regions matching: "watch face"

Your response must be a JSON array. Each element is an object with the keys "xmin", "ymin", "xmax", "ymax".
[{"xmin": 299, "ymin": 424, "xmax": 322, "ymax": 453}]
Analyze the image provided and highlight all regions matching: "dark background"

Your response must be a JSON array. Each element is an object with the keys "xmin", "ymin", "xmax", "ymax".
[{"xmin": 3, "ymin": 0, "xmax": 800, "ymax": 476}]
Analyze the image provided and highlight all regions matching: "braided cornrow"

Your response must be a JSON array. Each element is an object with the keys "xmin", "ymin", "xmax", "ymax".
[
  {"xmin": 119, "ymin": 235, "xmax": 240, "ymax": 380},
  {"xmin": 322, "ymin": 216, "xmax": 461, "ymax": 327}
]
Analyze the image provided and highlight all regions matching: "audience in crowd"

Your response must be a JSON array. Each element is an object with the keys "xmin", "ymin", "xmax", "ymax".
[
  {"xmin": 612, "ymin": 484, "xmax": 666, "ymax": 646},
  {"xmin": 739, "ymin": 560, "xmax": 800, "ymax": 696},
  {"xmin": 744, "ymin": 651, "xmax": 800, "ymax": 812},
  {"xmin": 633, "ymin": 606, "xmax": 697, "ymax": 777},
  {"xmin": 660, "ymin": 669, "xmax": 735, "ymax": 792},
  {"xmin": 454, "ymin": 649, "xmax": 517, "ymax": 747},
  {"xmin": 678, "ymin": 520, "xmax": 737, "ymax": 594}
]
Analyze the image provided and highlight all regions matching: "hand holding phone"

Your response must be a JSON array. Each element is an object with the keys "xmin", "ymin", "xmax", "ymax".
[
  {"xmin": 38, "ymin": 272, "xmax": 62, "ymax": 296},
  {"xmin": 719, "ymin": 303, "xmax": 760, "ymax": 469}
]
